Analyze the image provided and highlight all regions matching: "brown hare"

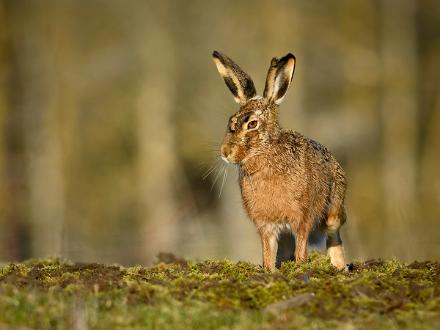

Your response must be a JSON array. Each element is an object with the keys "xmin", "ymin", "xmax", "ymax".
[{"xmin": 212, "ymin": 50, "xmax": 347, "ymax": 271}]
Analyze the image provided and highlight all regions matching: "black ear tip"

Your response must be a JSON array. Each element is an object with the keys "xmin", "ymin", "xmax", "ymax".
[
  {"xmin": 212, "ymin": 50, "xmax": 221, "ymax": 58},
  {"xmin": 286, "ymin": 53, "xmax": 296, "ymax": 61}
]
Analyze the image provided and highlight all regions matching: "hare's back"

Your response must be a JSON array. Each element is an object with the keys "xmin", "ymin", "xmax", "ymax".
[
  {"xmin": 280, "ymin": 130, "xmax": 343, "ymax": 201},
  {"xmin": 281, "ymin": 131, "xmax": 339, "ymax": 173}
]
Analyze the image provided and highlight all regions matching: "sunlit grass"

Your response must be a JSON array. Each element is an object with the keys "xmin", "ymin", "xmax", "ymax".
[{"xmin": 0, "ymin": 253, "xmax": 439, "ymax": 329}]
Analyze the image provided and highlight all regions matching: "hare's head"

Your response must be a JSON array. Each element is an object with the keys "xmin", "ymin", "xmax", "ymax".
[{"xmin": 212, "ymin": 51, "xmax": 296, "ymax": 164}]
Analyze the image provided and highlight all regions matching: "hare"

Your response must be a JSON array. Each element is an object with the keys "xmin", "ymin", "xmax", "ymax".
[{"xmin": 212, "ymin": 50, "xmax": 347, "ymax": 271}]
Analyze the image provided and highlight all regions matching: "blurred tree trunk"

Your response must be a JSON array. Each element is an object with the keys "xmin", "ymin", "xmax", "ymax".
[
  {"xmin": 337, "ymin": 0, "xmax": 379, "ymax": 260},
  {"xmin": 380, "ymin": 0, "xmax": 418, "ymax": 260},
  {"xmin": 0, "ymin": 1, "xmax": 10, "ymax": 259},
  {"xmin": 9, "ymin": 1, "xmax": 66, "ymax": 258},
  {"xmin": 135, "ymin": 4, "xmax": 179, "ymax": 264},
  {"xmin": 420, "ymin": 90, "xmax": 440, "ymax": 258},
  {"xmin": 48, "ymin": 1, "xmax": 77, "ymax": 260},
  {"xmin": 0, "ymin": 2, "xmax": 30, "ymax": 261},
  {"xmin": 419, "ymin": 1, "xmax": 440, "ymax": 259}
]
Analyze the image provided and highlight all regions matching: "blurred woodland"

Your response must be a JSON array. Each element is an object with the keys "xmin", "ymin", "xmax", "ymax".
[{"xmin": 0, "ymin": 0, "xmax": 439, "ymax": 265}]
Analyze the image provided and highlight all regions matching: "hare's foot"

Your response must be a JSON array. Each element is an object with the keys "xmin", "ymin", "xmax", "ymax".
[
  {"xmin": 326, "ymin": 227, "xmax": 346, "ymax": 270},
  {"xmin": 327, "ymin": 243, "xmax": 346, "ymax": 270},
  {"xmin": 325, "ymin": 210, "xmax": 346, "ymax": 270}
]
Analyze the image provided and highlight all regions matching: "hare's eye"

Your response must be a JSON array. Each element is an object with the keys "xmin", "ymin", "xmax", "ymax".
[{"xmin": 247, "ymin": 120, "xmax": 258, "ymax": 129}]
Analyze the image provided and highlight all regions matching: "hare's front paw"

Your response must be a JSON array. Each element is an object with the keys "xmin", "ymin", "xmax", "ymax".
[{"xmin": 262, "ymin": 263, "xmax": 276, "ymax": 272}]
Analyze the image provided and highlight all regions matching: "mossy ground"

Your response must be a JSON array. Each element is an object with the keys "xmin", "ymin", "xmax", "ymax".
[{"xmin": 0, "ymin": 252, "xmax": 439, "ymax": 329}]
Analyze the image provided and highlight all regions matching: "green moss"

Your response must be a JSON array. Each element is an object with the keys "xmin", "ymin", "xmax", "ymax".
[{"xmin": 0, "ymin": 252, "xmax": 439, "ymax": 329}]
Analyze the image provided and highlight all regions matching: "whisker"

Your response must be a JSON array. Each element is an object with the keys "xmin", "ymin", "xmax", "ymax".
[
  {"xmin": 218, "ymin": 165, "xmax": 228, "ymax": 198},
  {"xmin": 211, "ymin": 162, "xmax": 225, "ymax": 191},
  {"xmin": 202, "ymin": 159, "xmax": 220, "ymax": 180}
]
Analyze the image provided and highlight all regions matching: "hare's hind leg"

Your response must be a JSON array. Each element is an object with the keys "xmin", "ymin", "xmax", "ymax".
[{"xmin": 325, "ymin": 207, "xmax": 346, "ymax": 270}]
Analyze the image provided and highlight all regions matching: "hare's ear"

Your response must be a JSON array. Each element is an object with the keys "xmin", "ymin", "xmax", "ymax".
[
  {"xmin": 212, "ymin": 51, "xmax": 257, "ymax": 105},
  {"xmin": 263, "ymin": 53, "xmax": 296, "ymax": 104}
]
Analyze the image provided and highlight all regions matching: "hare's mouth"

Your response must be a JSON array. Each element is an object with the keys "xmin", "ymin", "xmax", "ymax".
[
  {"xmin": 221, "ymin": 156, "xmax": 230, "ymax": 163},
  {"xmin": 221, "ymin": 153, "xmax": 240, "ymax": 164}
]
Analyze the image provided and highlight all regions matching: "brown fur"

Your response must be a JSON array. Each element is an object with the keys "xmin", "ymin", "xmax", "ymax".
[{"xmin": 213, "ymin": 51, "xmax": 347, "ymax": 271}]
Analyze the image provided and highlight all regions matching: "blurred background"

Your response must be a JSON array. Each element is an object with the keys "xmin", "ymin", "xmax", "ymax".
[{"xmin": 0, "ymin": 0, "xmax": 439, "ymax": 265}]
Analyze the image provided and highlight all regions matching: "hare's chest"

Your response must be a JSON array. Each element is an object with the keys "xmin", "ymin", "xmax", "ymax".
[{"xmin": 239, "ymin": 172, "xmax": 303, "ymax": 223}]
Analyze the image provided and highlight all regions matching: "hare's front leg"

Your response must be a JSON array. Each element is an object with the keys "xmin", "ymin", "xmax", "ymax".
[{"xmin": 256, "ymin": 223, "xmax": 278, "ymax": 271}]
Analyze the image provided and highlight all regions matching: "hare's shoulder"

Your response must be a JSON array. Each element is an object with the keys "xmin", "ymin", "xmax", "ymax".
[
  {"xmin": 279, "ymin": 130, "xmax": 333, "ymax": 163},
  {"xmin": 278, "ymin": 130, "xmax": 318, "ymax": 154},
  {"xmin": 278, "ymin": 130, "xmax": 306, "ymax": 150}
]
